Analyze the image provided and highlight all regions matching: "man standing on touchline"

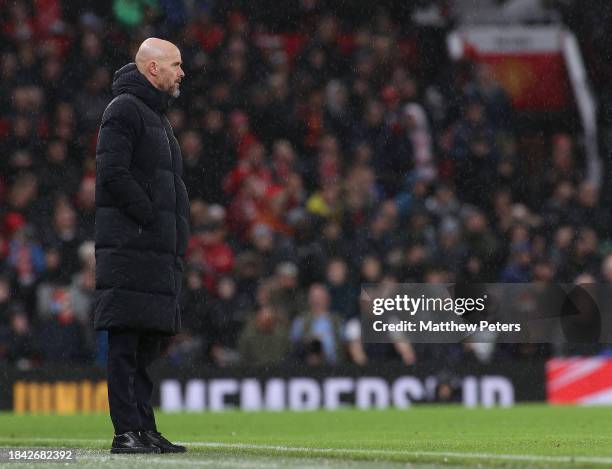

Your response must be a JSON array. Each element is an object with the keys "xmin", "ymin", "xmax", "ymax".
[{"xmin": 94, "ymin": 37, "xmax": 189, "ymax": 454}]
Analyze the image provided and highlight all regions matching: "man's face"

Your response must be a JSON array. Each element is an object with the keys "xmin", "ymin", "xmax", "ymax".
[{"xmin": 155, "ymin": 48, "xmax": 185, "ymax": 97}]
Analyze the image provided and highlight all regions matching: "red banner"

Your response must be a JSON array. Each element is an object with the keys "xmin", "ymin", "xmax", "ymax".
[
  {"xmin": 477, "ymin": 53, "xmax": 569, "ymax": 110},
  {"xmin": 450, "ymin": 27, "xmax": 571, "ymax": 111},
  {"xmin": 547, "ymin": 357, "xmax": 612, "ymax": 404}
]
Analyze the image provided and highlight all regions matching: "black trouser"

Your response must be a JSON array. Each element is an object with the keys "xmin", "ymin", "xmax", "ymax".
[{"xmin": 107, "ymin": 329, "xmax": 161, "ymax": 435}]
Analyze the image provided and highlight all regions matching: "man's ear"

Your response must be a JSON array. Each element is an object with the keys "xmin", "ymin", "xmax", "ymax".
[{"xmin": 149, "ymin": 60, "xmax": 158, "ymax": 76}]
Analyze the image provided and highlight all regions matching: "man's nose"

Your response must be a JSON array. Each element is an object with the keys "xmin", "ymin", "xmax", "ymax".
[{"xmin": 178, "ymin": 66, "xmax": 185, "ymax": 78}]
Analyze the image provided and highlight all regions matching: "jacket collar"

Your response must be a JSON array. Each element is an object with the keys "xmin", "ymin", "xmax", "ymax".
[{"xmin": 111, "ymin": 63, "xmax": 173, "ymax": 112}]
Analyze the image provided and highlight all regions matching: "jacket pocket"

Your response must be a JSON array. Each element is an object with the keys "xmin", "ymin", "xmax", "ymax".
[{"xmin": 116, "ymin": 213, "xmax": 143, "ymax": 249}]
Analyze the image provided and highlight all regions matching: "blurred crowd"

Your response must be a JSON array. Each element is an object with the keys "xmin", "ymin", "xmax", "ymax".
[{"xmin": 0, "ymin": 0, "xmax": 608, "ymax": 370}]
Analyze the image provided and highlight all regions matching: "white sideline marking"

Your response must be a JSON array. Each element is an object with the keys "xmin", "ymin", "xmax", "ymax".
[
  {"xmin": 78, "ymin": 455, "xmax": 282, "ymax": 468},
  {"xmin": 2, "ymin": 438, "xmax": 612, "ymax": 465},
  {"xmin": 187, "ymin": 442, "xmax": 612, "ymax": 465}
]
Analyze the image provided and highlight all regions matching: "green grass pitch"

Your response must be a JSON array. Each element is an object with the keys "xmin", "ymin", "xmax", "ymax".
[{"xmin": 1, "ymin": 405, "xmax": 611, "ymax": 468}]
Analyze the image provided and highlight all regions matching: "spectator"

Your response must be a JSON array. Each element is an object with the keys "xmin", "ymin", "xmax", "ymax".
[
  {"xmin": 403, "ymin": 102, "xmax": 435, "ymax": 176},
  {"xmin": 325, "ymin": 258, "xmax": 357, "ymax": 319},
  {"xmin": 0, "ymin": 276, "xmax": 12, "ymax": 328},
  {"xmin": 203, "ymin": 276, "xmax": 245, "ymax": 367},
  {"xmin": 6, "ymin": 223, "xmax": 45, "ymax": 291},
  {"xmin": 469, "ymin": 64, "xmax": 512, "ymax": 130},
  {"xmin": 36, "ymin": 287, "xmax": 89, "ymax": 363},
  {"xmin": 68, "ymin": 241, "xmax": 96, "ymax": 321},
  {"xmin": 269, "ymin": 262, "xmax": 306, "ymax": 321},
  {"xmin": 74, "ymin": 175, "xmax": 96, "ymax": 241},
  {"xmin": 180, "ymin": 129, "xmax": 207, "ymax": 200},
  {"xmin": 2, "ymin": 307, "xmax": 38, "ymax": 369},
  {"xmin": 238, "ymin": 305, "xmax": 290, "ymax": 367},
  {"xmin": 40, "ymin": 198, "xmax": 83, "ymax": 283},
  {"xmin": 186, "ymin": 221, "xmax": 234, "ymax": 293},
  {"xmin": 72, "ymin": 66, "xmax": 112, "ymax": 133},
  {"xmin": 37, "ymin": 139, "xmax": 81, "ymax": 200},
  {"xmin": 500, "ymin": 241, "xmax": 532, "ymax": 283},
  {"xmin": 450, "ymin": 94, "xmax": 497, "ymax": 207},
  {"xmin": 569, "ymin": 181, "xmax": 609, "ymax": 236},
  {"xmin": 290, "ymin": 283, "xmax": 345, "ymax": 365},
  {"xmin": 200, "ymin": 109, "xmax": 233, "ymax": 204},
  {"xmin": 345, "ymin": 316, "xmax": 416, "ymax": 366}
]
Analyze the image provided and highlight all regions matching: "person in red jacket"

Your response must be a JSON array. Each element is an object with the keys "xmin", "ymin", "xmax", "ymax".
[{"xmin": 186, "ymin": 222, "xmax": 235, "ymax": 294}]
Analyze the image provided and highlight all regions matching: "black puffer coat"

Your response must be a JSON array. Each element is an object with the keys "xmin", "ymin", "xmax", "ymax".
[{"xmin": 94, "ymin": 63, "xmax": 190, "ymax": 335}]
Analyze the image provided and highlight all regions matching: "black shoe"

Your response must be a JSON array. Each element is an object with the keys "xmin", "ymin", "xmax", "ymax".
[
  {"xmin": 140, "ymin": 430, "xmax": 187, "ymax": 453},
  {"xmin": 110, "ymin": 431, "xmax": 161, "ymax": 454}
]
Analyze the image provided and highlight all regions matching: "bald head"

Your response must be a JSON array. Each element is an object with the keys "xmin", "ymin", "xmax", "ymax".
[
  {"xmin": 135, "ymin": 38, "xmax": 184, "ymax": 98},
  {"xmin": 135, "ymin": 38, "xmax": 176, "ymax": 71}
]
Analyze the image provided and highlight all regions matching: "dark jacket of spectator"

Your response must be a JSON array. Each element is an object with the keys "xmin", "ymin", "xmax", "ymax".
[{"xmin": 94, "ymin": 63, "xmax": 190, "ymax": 335}]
